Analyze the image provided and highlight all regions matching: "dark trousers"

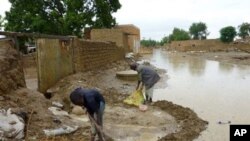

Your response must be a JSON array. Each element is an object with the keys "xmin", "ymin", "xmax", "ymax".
[{"xmin": 90, "ymin": 101, "xmax": 105, "ymax": 141}]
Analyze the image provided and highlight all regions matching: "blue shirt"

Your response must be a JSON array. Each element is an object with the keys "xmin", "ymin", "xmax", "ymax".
[{"xmin": 73, "ymin": 88, "xmax": 105, "ymax": 115}]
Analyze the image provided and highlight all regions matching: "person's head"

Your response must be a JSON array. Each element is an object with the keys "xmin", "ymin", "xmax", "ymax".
[
  {"xmin": 129, "ymin": 62, "xmax": 138, "ymax": 71},
  {"xmin": 70, "ymin": 88, "xmax": 84, "ymax": 106}
]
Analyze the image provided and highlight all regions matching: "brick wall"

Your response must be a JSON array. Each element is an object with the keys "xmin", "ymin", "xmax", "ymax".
[
  {"xmin": 0, "ymin": 39, "xmax": 26, "ymax": 94},
  {"xmin": 73, "ymin": 39, "xmax": 125, "ymax": 72}
]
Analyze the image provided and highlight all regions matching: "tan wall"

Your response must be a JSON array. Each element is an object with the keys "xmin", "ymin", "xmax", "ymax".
[
  {"xmin": 235, "ymin": 43, "xmax": 250, "ymax": 53},
  {"xmin": 167, "ymin": 39, "xmax": 250, "ymax": 52},
  {"xmin": 90, "ymin": 29, "xmax": 125, "ymax": 48},
  {"xmin": 91, "ymin": 25, "xmax": 141, "ymax": 53},
  {"xmin": 115, "ymin": 25, "xmax": 141, "ymax": 53},
  {"xmin": 73, "ymin": 39, "xmax": 125, "ymax": 72},
  {"xmin": 115, "ymin": 24, "xmax": 140, "ymax": 39},
  {"xmin": 0, "ymin": 39, "xmax": 26, "ymax": 94},
  {"xmin": 37, "ymin": 39, "xmax": 74, "ymax": 93}
]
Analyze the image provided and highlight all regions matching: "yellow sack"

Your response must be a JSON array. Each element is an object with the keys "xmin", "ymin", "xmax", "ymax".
[{"xmin": 123, "ymin": 90, "xmax": 144, "ymax": 107}]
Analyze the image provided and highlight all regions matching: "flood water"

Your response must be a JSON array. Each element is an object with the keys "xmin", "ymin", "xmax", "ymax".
[{"xmin": 150, "ymin": 49, "xmax": 250, "ymax": 141}]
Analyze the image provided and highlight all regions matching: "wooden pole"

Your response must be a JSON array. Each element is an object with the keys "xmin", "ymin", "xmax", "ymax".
[{"xmin": 0, "ymin": 31, "xmax": 73, "ymax": 40}]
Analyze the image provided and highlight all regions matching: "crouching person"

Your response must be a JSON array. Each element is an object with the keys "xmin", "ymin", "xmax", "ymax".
[{"xmin": 70, "ymin": 87, "xmax": 105, "ymax": 141}]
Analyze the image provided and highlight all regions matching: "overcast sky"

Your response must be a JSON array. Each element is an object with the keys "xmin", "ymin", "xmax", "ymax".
[{"xmin": 1, "ymin": 0, "xmax": 250, "ymax": 41}]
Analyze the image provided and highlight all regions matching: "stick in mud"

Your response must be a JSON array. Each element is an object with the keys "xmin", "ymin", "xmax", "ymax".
[
  {"xmin": 87, "ymin": 113, "xmax": 106, "ymax": 141},
  {"xmin": 25, "ymin": 109, "xmax": 34, "ymax": 140}
]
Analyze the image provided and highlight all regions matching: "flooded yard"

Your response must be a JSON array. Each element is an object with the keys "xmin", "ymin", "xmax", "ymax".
[{"xmin": 149, "ymin": 49, "xmax": 250, "ymax": 141}]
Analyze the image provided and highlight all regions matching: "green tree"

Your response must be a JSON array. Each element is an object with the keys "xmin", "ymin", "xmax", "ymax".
[
  {"xmin": 160, "ymin": 36, "xmax": 169, "ymax": 46},
  {"xmin": 219, "ymin": 26, "xmax": 237, "ymax": 43},
  {"xmin": 169, "ymin": 28, "xmax": 190, "ymax": 42},
  {"xmin": 238, "ymin": 22, "xmax": 250, "ymax": 39},
  {"xmin": 5, "ymin": 0, "xmax": 121, "ymax": 37},
  {"xmin": 189, "ymin": 22, "xmax": 209, "ymax": 40},
  {"xmin": 141, "ymin": 38, "xmax": 159, "ymax": 47}
]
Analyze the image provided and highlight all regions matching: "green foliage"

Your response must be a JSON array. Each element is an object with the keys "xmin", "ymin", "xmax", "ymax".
[
  {"xmin": 189, "ymin": 22, "xmax": 209, "ymax": 40},
  {"xmin": 169, "ymin": 28, "xmax": 190, "ymax": 42},
  {"xmin": 140, "ymin": 38, "xmax": 159, "ymax": 47},
  {"xmin": 5, "ymin": 0, "xmax": 121, "ymax": 37},
  {"xmin": 160, "ymin": 36, "xmax": 169, "ymax": 46},
  {"xmin": 219, "ymin": 26, "xmax": 237, "ymax": 43},
  {"xmin": 238, "ymin": 22, "xmax": 250, "ymax": 39},
  {"xmin": 92, "ymin": 0, "xmax": 121, "ymax": 28}
]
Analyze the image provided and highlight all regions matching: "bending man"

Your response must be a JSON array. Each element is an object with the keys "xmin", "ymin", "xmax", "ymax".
[{"xmin": 130, "ymin": 62, "xmax": 160, "ymax": 103}]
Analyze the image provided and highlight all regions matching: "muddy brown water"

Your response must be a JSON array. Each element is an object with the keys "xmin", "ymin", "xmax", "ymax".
[{"xmin": 149, "ymin": 49, "xmax": 250, "ymax": 141}]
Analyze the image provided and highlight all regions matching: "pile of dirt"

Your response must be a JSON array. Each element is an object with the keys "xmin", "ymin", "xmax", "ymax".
[
  {"xmin": 155, "ymin": 101, "xmax": 208, "ymax": 141},
  {"xmin": 0, "ymin": 40, "xmax": 26, "ymax": 94}
]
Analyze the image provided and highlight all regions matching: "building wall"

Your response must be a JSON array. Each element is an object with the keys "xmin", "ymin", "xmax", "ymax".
[
  {"xmin": 115, "ymin": 24, "xmax": 140, "ymax": 39},
  {"xmin": 91, "ymin": 25, "xmax": 141, "ymax": 53},
  {"xmin": 167, "ymin": 39, "xmax": 250, "ymax": 52},
  {"xmin": 0, "ymin": 37, "xmax": 125, "ymax": 94},
  {"xmin": 115, "ymin": 24, "xmax": 141, "ymax": 53},
  {"xmin": 0, "ymin": 39, "xmax": 26, "ymax": 95},
  {"xmin": 37, "ymin": 39, "xmax": 74, "ymax": 93},
  {"xmin": 90, "ymin": 29, "xmax": 125, "ymax": 48},
  {"xmin": 73, "ymin": 39, "xmax": 125, "ymax": 71}
]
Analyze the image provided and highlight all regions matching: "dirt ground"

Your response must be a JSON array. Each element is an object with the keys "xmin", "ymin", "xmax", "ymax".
[{"xmin": 8, "ymin": 50, "xmax": 250, "ymax": 140}]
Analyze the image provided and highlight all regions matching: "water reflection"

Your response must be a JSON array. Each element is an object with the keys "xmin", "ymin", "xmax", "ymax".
[
  {"xmin": 167, "ymin": 54, "xmax": 188, "ymax": 71},
  {"xmin": 218, "ymin": 62, "xmax": 234, "ymax": 73},
  {"xmin": 187, "ymin": 57, "xmax": 206, "ymax": 76},
  {"xmin": 148, "ymin": 49, "xmax": 250, "ymax": 141},
  {"xmin": 152, "ymin": 50, "xmax": 206, "ymax": 77}
]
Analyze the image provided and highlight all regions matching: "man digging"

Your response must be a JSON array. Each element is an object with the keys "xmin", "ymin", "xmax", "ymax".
[{"xmin": 70, "ymin": 87, "xmax": 105, "ymax": 141}]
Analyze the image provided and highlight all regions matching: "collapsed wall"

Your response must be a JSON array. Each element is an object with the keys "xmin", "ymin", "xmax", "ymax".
[{"xmin": 0, "ymin": 39, "xmax": 26, "ymax": 95}]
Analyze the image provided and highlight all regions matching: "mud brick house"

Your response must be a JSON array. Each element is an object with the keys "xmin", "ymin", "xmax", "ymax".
[{"xmin": 90, "ymin": 24, "xmax": 140, "ymax": 53}]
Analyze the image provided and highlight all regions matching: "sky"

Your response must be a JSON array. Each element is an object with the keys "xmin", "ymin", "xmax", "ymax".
[{"xmin": 1, "ymin": 0, "xmax": 250, "ymax": 41}]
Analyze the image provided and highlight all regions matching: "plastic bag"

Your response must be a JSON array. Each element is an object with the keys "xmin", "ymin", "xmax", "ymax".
[
  {"xmin": 43, "ymin": 125, "xmax": 78, "ymax": 136},
  {"xmin": 0, "ymin": 109, "xmax": 25, "ymax": 140},
  {"xmin": 123, "ymin": 90, "xmax": 144, "ymax": 107}
]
